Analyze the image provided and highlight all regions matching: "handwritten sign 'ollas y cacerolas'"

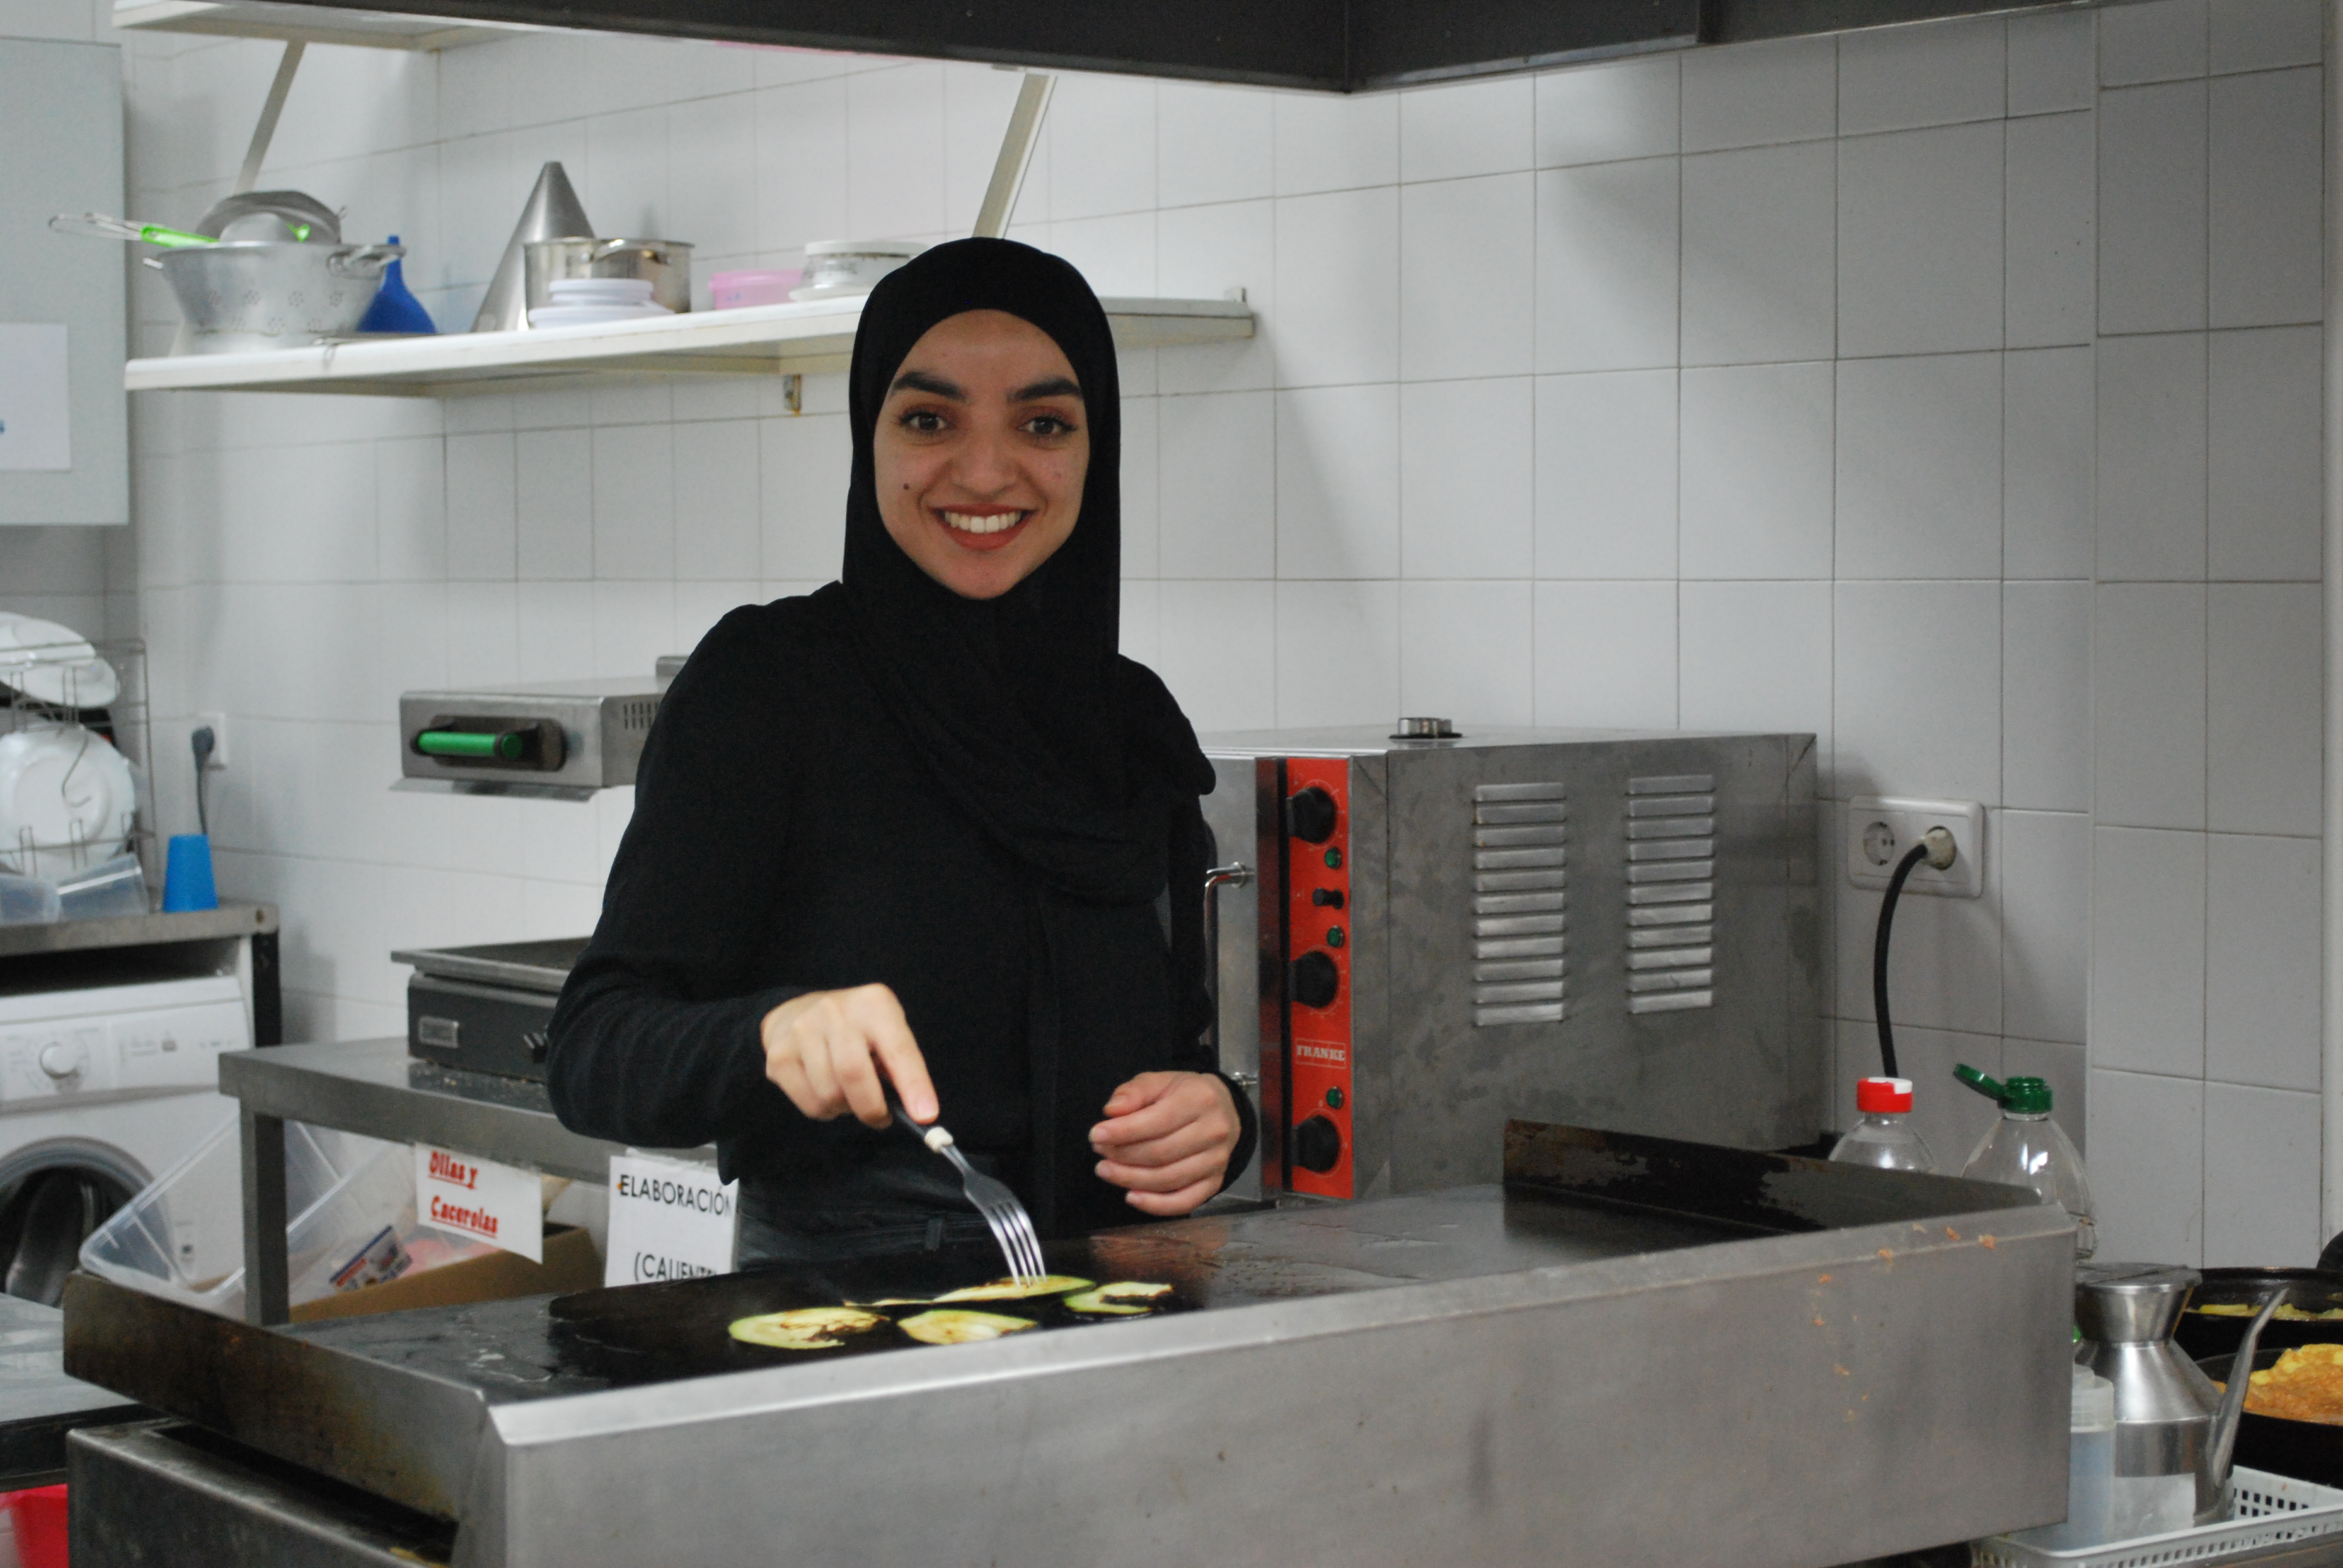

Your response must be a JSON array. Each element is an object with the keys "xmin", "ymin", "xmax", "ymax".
[{"xmin": 413, "ymin": 1143, "xmax": 545, "ymax": 1263}]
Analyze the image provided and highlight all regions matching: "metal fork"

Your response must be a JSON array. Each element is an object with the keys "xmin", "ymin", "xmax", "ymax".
[{"xmin": 890, "ymin": 1096, "xmax": 1045, "ymax": 1285}]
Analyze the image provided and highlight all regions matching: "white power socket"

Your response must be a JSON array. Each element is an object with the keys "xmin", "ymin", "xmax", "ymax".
[
  {"xmin": 1845, "ymin": 796, "xmax": 1985, "ymax": 898},
  {"xmin": 195, "ymin": 712, "xmax": 229, "ymax": 770}
]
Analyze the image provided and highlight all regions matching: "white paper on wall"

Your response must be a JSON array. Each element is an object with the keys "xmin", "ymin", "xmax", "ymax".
[{"xmin": 0, "ymin": 325, "xmax": 71, "ymax": 472}]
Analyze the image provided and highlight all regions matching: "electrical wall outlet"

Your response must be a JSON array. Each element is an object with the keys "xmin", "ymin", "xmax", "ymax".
[
  {"xmin": 1844, "ymin": 797, "xmax": 1985, "ymax": 898},
  {"xmin": 195, "ymin": 711, "xmax": 229, "ymax": 769}
]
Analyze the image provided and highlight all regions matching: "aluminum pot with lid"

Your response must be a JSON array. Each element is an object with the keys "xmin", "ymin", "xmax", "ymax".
[
  {"xmin": 157, "ymin": 241, "xmax": 401, "ymax": 354},
  {"xmin": 523, "ymin": 238, "xmax": 691, "ymax": 320}
]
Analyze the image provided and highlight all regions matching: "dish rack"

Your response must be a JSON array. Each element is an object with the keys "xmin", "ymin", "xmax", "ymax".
[
  {"xmin": 1973, "ymin": 1468, "xmax": 2343, "ymax": 1567},
  {"xmin": 0, "ymin": 636, "xmax": 155, "ymax": 898}
]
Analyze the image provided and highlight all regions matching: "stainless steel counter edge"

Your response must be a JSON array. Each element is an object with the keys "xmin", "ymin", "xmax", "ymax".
[
  {"xmin": 459, "ymin": 1198, "xmax": 2075, "ymax": 1568},
  {"xmin": 0, "ymin": 901, "xmax": 277, "ymax": 958}
]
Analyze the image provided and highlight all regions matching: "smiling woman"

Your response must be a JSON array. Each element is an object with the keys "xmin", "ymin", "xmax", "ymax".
[
  {"xmin": 874, "ymin": 309, "xmax": 1091, "ymax": 599},
  {"xmin": 546, "ymin": 239, "xmax": 1256, "ymax": 1270}
]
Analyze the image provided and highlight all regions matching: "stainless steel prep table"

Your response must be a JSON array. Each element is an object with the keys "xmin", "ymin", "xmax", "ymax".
[
  {"xmin": 217, "ymin": 1037, "xmax": 713, "ymax": 1324},
  {"xmin": 64, "ymin": 1123, "xmax": 2077, "ymax": 1568}
]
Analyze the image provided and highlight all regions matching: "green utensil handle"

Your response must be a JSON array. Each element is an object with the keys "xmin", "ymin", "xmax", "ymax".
[
  {"xmin": 141, "ymin": 225, "xmax": 217, "ymax": 248},
  {"xmin": 416, "ymin": 730, "xmax": 524, "ymax": 760}
]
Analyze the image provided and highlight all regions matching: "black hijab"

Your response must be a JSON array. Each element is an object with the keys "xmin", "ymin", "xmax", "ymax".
[
  {"xmin": 839, "ymin": 238, "xmax": 1214, "ymax": 900},
  {"xmin": 836, "ymin": 238, "xmax": 1217, "ymax": 1234}
]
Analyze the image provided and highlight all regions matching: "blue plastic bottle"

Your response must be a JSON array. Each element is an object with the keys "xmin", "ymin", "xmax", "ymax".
[{"xmin": 358, "ymin": 236, "xmax": 436, "ymax": 334}]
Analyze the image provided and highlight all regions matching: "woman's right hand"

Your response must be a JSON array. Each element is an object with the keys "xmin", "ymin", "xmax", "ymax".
[{"xmin": 758, "ymin": 984, "xmax": 938, "ymax": 1128}]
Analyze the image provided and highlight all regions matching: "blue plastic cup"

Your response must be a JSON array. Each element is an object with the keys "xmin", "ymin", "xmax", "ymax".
[{"xmin": 161, "ymin": 833, "xmax": 218, "ymax": 912}]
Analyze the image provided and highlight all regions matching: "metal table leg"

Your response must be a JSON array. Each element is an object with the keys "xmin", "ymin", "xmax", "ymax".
[{"xmin": 239, "ymin": 1109, "xmax": 288, "ymax": 1326}]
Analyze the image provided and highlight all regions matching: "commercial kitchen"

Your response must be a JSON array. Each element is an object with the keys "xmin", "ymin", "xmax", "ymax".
[{"xmin": 0, "ymin": 0, "xmax": 2335, "ymax": 1561}]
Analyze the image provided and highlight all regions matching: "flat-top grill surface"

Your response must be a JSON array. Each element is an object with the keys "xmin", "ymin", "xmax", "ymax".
[{"xmin": 272, "ymin": 1183, "xmax": 1737, "ymax": 1400}]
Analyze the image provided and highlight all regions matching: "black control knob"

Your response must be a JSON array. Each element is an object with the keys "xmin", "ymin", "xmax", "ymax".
[
  {"xmin": 1285, "ymin": 786, "xmax": 1337, "ymax": 843},
  {"xmin": 1311, "ymin": 887, "xmax": 1345, "ymax": 908},
  {"xmin": 1289, "ymin": 950, "xmax": 1339, "ymax": 1008},
  {"xmin": 1293, "ymin": 1115, "xmax": 1342, "ymax": 1174}
]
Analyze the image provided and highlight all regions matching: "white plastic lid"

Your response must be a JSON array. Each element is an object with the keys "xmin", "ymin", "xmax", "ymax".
[{"xmin": 2071, "ymin": 1363, "xmax": 2115, "ymax": 1429}]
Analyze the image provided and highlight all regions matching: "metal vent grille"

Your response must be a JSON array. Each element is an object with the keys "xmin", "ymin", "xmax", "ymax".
[
  {"xmin": 1472, "ymin": 782, "xmax": 1566, "ymax": 1026},
  {"xmin": 1624, "ymin": 773, "xmax": 1715, "ymax": 1014}
]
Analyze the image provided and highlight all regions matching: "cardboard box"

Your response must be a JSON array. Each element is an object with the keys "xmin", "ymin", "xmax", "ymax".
[{"xmin": 290, "ymin": 1223, "xmax": 600, "ymax": 1322}]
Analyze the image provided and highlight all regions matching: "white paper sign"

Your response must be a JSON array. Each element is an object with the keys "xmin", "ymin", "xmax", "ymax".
[
  {"xmin": 605, "ymin": 1151, "xmax": 738, "ymax": 1287},
  {"xmin": 414, "ymin": 1144, "xmax": 544, "ymax": 1263},
  {"xmin": 0, "ymin": 325, "xmax": 71, "ymax": 471}
]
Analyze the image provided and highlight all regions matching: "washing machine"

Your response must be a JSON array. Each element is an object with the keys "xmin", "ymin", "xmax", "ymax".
[{"xmin": 0, "ymin": 972, "xmax": 247, "ymax": 1302}]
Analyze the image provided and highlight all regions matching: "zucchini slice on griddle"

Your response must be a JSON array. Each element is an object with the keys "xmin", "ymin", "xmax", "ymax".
[
  {"xmin": 727, "ymin": 1306, "xmax": 886, "ymax": 1350},
  {"xmin": 934, "ymin": 1275, "xmax": 1092, "ymax": 1302},
  {"xmin": 1064, "ymin": 1282, "xmax": 1173, "ymax": 1316},
  {"xmin": 898, "ymin": 1309, "xmax": 1038, "ymax": 1345}
]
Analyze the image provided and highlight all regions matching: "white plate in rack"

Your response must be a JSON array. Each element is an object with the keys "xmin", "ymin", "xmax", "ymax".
[
  {"xmin": 0, "ymin": 725, "xmax": 137, "ymax": 881},
  {"xmin": 0, "ymin": 614, "xmax": 120, "ymax": 709}
]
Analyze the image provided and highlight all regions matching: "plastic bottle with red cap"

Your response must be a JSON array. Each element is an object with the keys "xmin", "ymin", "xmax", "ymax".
[{"xmin": 1827, "ymin": 1076, "xmax": 1938, "ymax": 1172}]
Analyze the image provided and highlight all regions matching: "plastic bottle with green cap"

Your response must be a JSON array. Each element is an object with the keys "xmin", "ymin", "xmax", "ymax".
[{"xmin": 1954, "ymin": 1065, "xmax": 2096, "ymax": 1259}]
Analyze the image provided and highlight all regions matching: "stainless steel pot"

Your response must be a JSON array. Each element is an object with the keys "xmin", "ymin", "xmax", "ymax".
[
  {"xmin": 523, "ymin": 237, "xmax": 692, "ymax": 321},
  {"xmin": 156, "ymin": 241, "xmax": 401, "ymax": 354}
]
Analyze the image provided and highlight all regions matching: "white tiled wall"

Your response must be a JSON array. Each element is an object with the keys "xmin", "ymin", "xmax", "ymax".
[{"xmin": 1, "ymin": 0, "xmax": 2326, "ymax": 1266}]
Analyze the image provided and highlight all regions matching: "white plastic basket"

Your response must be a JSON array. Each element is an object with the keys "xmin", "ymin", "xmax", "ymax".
[{"xmin": 1973, "ymin": 1468, "xmax": 2343, "ymax": 1567}]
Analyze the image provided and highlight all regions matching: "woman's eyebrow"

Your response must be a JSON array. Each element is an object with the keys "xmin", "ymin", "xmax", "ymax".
[
  {"xmin": 1012, "ymin": 375, "xmax": 1083, "ymax": 402},
  {"xmin": 889, "ymin": 369, "xmax": 966, "ymax": 400}
]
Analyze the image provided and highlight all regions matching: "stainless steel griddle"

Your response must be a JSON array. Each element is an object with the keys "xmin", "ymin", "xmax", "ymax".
[{"xmin": 64, "ymin": 1123, "xmax": 2074, "ymax": 1568}]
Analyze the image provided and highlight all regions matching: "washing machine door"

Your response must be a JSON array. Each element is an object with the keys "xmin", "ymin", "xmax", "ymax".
[{"xmin": 0, "ymin": 1138, "xmax": 146, "ymax": 1305}]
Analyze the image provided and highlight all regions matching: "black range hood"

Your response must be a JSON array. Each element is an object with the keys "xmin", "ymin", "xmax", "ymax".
[{"xmin": 256, "ymin": 0, "xmax": 2100, "ymax": 90}]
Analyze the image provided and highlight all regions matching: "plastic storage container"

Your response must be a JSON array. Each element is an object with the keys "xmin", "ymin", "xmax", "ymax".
[
  {"xmin": 709, "ymin": 269, "xmax": 799, "ymax": 309},
  {"xmin": 2008, "ymin": 1364, "xmax": 2117, "ymax": 1552},
  {"xmin": 79, "ymin": 1115, "xmax": 422, "ymax": 1319},
  {"xmin": 1829, "ymin": 1076, "xmax": 1936, "ymax": 1172}
]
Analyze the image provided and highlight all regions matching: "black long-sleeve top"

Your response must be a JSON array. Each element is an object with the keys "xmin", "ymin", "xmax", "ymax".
[{"xmin": 546, "ymin": 588, "xmax": 1254, "ymax": 1234}]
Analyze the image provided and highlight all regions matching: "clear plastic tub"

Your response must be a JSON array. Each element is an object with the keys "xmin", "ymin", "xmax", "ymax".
[{"xmin": 79, "ymin": 1116, "xmax": 425, "ymax": 1319}]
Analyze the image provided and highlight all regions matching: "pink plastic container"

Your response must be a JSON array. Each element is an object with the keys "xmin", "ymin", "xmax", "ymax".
[{"xmin": 709, "ymin": 270, "xmax": 802, "ymax": 309}]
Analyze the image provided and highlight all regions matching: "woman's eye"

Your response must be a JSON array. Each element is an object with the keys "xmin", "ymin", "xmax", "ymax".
[
  {"xmin": 900, "ymin": 410, "xmax": 949, "ymax": 433},
  {"xmin": 1025, "ymin": 415, "xmax": 1077, "ymax": 437}
]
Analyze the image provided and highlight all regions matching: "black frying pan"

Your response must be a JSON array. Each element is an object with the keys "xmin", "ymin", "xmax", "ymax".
[
  {"xmin": 2199, "ymin": 1347, "xmax": 2343, "ymax": 1488},
  {"xmin": 2177, "ymin": 1269, "xmax": 2343, "ymax": 1361}
]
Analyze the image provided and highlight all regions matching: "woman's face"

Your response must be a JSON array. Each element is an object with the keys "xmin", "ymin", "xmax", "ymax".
[{"xmin": 873, "ymin": 309, "xmax": 1090, "ymax": 601}]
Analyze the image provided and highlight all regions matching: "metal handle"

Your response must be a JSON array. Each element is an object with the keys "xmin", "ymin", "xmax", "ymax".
[
  {"xmin": 1202, "ymin": 862, "xmax": 1253, "ymax": 1069},
  {"xmin": 594, "ymin": 238, "xmax": 675, "ymax": 264},
  {"xmin": 328, "ymin": 244, "xmax": 402, "ymax": 279}
]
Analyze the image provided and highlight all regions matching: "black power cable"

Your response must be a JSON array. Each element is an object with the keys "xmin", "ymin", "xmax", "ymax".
[
  {"xmin": 1872, "ymin": 839, "xmax": 1935, "ymax": 1081},
  {"xmin": 191, "ymin": 725, "xmax": 215, "ymax": 838}
]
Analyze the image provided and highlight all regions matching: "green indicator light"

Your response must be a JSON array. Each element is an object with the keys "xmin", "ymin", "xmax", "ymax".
[
  {"xmin": 1326, "ymin": 926, "xmax": 1346, "ymax": 948},
  {"xmin": 1323, "ymin": 848, "xmax": 1342, "ymax": 869},
  {"xmin": 1326, "ymin": 1088, "xmax": 1345, "ymax": 1109}
]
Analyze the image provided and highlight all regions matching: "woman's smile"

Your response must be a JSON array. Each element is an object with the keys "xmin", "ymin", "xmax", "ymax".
[{"xmin": 936, "ymin": 505, "xmax": 1032, "ymax": 548}]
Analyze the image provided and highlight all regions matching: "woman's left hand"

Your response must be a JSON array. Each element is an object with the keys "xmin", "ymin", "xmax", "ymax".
[{"xmin": 1090, "ymin": 1071, "xmax": 1241, "ymax": 1216}]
